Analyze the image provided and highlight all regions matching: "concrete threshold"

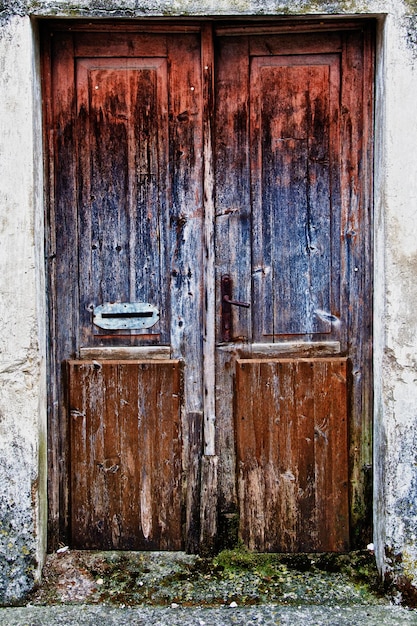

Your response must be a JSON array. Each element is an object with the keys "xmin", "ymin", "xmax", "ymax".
[{"xmin": 2, "ymin": 550, "xmax": 417, "ymax": 625}]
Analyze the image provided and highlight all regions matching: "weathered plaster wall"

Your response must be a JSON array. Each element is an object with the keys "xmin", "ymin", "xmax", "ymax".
[
  {"xmin": 1, "ymin": 0, "xmax": 417, "ymax": 605},
  {"xmin": 0, "ymin": 16, "xmax": 47, "ymax": 604},
  {"xmin": 373, "ymin": 6, "xmax": 417, "ymax": 599}
]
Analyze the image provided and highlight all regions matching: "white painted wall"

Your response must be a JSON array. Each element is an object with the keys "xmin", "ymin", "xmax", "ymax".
[
  {"xmin": 0, "ymin": 16, "xmax": 47, "ymax": 603},
  {"xmin": 1, "ymin": 0, "xmax": 417, "ymax": 602}
]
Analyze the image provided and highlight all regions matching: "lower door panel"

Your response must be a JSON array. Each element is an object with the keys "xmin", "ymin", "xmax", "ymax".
[
  {"xmin": 235, "ymin": 357, "xmax": 348, "ymax": 552},
  {"xmin": 68, "ymin": 359, "xmax": 182, "ymax": 550}
]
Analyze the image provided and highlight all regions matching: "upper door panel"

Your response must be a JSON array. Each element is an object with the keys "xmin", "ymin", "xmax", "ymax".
[
  {"xmin": 77, "ymin": 57, "xmax": 170, "ymax": 343},
  {"xmin": 250, "ymin": 54, "xmax": 340, "ymax": 339},
  {"xmin": 215, "ymin": 34, "xmax": 345, "ymax": 346},
  {"xmin": 51, "ymin": 32, "xmax": 204, "ymax": 352}
]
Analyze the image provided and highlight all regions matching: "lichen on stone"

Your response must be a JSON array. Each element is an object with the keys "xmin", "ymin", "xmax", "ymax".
[{"xmin": 0, "ymin": 457, "xmax": 38, "ymax": 606}]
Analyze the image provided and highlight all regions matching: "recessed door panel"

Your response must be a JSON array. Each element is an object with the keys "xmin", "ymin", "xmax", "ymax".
[
  {"xmin": 77, "ymin": 58, "xmax": 170, "ymax": 343},
  {"xmin": 251, "ymin": 55, "xmax": 339, "ymax": 338}
]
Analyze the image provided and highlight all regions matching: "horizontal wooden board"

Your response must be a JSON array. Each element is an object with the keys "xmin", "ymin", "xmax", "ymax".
[
  {"xmin": 249, "ymin": 32, "xmax": 342, "ymax": 55},
  {"xmin": 69, "ymin": 359, "xmax": 183, "ymax": 550},
  {"xmin": 217, "ymin": 341, "xmax": 341, "ymax": 357},
  {"xmin": 75, "ymin": 32, "xmax": 168, "ymax": 57},
  {"xmin": 79, "ymin": 346, "xmax": 171, "ymax": 359},
  {"xmin": 235, "ymin": 357, "xmax": 349, "ymax": 552}
]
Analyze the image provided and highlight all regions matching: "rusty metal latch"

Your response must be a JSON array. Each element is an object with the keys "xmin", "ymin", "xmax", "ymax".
[
  {"xmin": 223, "ymin": 294, "xmax": 251, "ymax": 307},
  {"xmin": 221, "ymin": 274, "xmax": 250, "ymax": 342}
]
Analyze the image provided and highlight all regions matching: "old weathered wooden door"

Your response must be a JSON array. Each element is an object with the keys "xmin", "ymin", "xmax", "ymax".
[
  {"xmin": 43, "ymin": 21, "xmax": 373, "ymax": 553},
  {"xmin": 44, "ymin": 25, "xmax": 205, "ymax": 550},
  {"xmin": 213, "ymin": 26, "xmax": 373, "ymax": 552}
]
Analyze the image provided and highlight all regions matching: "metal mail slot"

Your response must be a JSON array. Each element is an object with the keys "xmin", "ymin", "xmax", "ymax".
[{"xmin": 93, "ymin": 302, "xmax": 160, "ymax": 330}]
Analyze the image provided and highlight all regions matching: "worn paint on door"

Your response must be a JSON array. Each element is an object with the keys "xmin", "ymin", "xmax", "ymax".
[
  {"xmin": 69, "ymin": 360, "xmax": 182, "ymax": 549},
  {"xmin": 214, "ymin": 27, "xmax": 373, "ymax": 551},
  {"xmin": 235, "ymin": 358, "xmax": 348, "ymax": 552},
  {"xmin": 43, "ymin": 26, "xmax": 204, "ymax": 550},
  {"xmin": 42, "ymin": 21, "xmax": 373, "ymax": 552}
]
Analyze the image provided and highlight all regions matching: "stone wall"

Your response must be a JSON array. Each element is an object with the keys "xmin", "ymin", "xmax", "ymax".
[{"xmin": 1, "ymin": 0, "xmax": 417, "ymax": 604}]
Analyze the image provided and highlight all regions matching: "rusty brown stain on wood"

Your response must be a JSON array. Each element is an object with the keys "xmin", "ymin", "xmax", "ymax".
[
  {"xmin": 68, "ymin": 360, "xmax": 182, "ymax": 550},
  {"xmin": 76, "ymin": 54, "xmax": 170, "ymax": 344},
  {"xmin": 235, "ymin": 357, "xmax": 349, "ymax": 553}
]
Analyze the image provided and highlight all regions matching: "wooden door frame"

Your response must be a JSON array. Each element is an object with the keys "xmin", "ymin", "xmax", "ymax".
[{"xmin": 41, "ymin": 17, "xmax": 374, "ymax": 552}]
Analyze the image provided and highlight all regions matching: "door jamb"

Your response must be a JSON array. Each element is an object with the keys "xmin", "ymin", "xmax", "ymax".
[{"xmin": 200, "ymin": 23, "xmax": 219, "ymax": 550}]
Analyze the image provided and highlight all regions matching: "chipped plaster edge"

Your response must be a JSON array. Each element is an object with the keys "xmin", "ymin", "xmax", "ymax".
[
  {"xmin": 31, "ymin": 16, "xmax": 48, "ymax": 586},
  {"xmin": 372, "ymin": 6, "xmax": 417, "ymax": 604}
]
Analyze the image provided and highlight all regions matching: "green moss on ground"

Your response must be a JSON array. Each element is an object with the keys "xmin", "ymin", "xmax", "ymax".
[{"xmin": 27, "ymin": 547, "xmax": 389, "ymax": 608}]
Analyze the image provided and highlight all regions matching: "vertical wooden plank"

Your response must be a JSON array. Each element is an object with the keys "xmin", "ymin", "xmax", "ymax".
[
  {"xmin": 185, "ymin": 412, "xmax": 203, "ymax": 553},
  {"xmin": 152, "ymin": 360, "xmax": 182, "ymax": 549},
  {"xmin": 41, "ymin": 25, "xmax": 59, "ymax": 550},
  {"xmin": 167, "ymin": 33, "xmax": 204, "ymax": 377},
  {"xmin": 117, "ymin": 362, "xmax": 140, "ymax": 548},
  {"xmin": 49, "ymin": 31, "xmax": 77, "ymax": 548},
  {"xmin": 90, "ymin": 68, "xmax": 130, "ymax": 305},
  {"xmin": 295, "ymin": 360, "xmax": 317, "ymax": 549},
  {"xmin": 102, "ymin": 362, "xmax": 122, "ymax": 548},
  {"xmin": 69, "ymin": 362, "xmax": 89, "ymax": 547},
  {"xmin": 199, "ymin": 23, "xmax": 218, "ymax": 553},
  {"xmin": 214, "ymin": 36, "xmax": 251, "ymax": 542},
  {"xmin": 137, "ymin": 363, "xmax": 157, "ymax": 546},
  {"xmin": 138, "ymin": 359, "xmax": 181, "ymax": 549},
  {"xmin": 235, "ymin": 359, "xmax": 264, "ymax": 550},
  {"xmin": 235, "ymin": 357, "xmax": 348, "ymax": 552},
  {"xmin": 326, "ymin": 358, "xmax": 349, "ymax": 550},
  {"xmin": 201, "ymin": 23, "xmax": 216, "ymax": 456},
  {"xmin": 167, "ymin": 34, "xmax": 205, "ymax": 551},
  {"xmin": 215, "ymin": 36, "xmax": 252, "ymax": 343},
  {"xmin": 70, "ymin": 361, "xmax": 108, "ymax": 547},
  {"xmin": 131, "ymin": 62, "xmax": 169, "ymax": 329},
  {"xmin": 340, "ymin": 29, "xmax": 374, "ymax": 547},
  {"xmin": 312, "ymin": 359, "xmax": 349, "ymax": 551},
  {"xmin": 268, "ymin": 360, "xmax": 298, "ymax": 551},
  {"xmin": 214, "ymin": 348, "xmax": 239, "ymax": 545},
  {"xmin": 86, "ymin": 362, "xmax": 107, "ymax": 547},
  {"xmin": 304, "ymin": 62, "xmax": 337, "ymax": 327}
]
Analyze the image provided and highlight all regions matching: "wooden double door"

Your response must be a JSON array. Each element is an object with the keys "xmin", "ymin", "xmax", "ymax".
[{"xmin": 43, "ymin": 20, "xmax": 374, "ymax": 553}]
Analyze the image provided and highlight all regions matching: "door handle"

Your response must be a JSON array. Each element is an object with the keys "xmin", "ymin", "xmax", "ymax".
[
  {"xmin": 221, "ymin": 275, "xmax": 250, "ymax": 342},
  {"xmin": 223, "ymin": 294, "xmax": 250, "ymax": 308}
]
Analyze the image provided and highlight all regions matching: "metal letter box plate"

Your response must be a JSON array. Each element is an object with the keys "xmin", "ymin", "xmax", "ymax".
[{"xmin": 93, "ymin": 302, "xmax": 160, "ymax": 330}]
